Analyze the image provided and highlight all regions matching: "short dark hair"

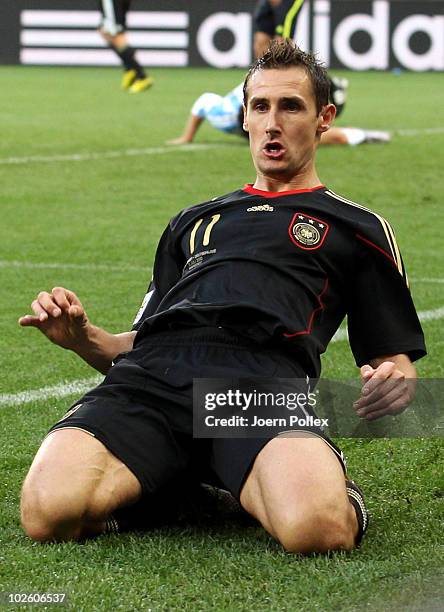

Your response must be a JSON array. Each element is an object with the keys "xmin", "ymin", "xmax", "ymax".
[{"xmin": 243, "ymin": 39, "xmax": 330, "ymax": 113}]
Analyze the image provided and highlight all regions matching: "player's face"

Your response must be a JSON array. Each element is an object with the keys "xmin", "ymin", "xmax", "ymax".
[{"xmin": 243, "ymin": 67, "xmax": 333, "ymax": 183}]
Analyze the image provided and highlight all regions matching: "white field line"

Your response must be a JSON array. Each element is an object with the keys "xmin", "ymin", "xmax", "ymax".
[
  {"xmin": 396, "ymin": 127, "xmax": 444, "ymax": 137},
  {"xmin": 411, "ymin": 277, "xmax": 444, "ymax": 284},
  {"xmin": 0, "ymin": 128, "xmax": 442, "ymax": 166},
  {"xmin": 332, "ymin": 305, "xmax": 444, "ymax": 343},
  {"xmin": 0, "ymin": 376, "xmax": 103, "ymax": 408},
  {"xmin": 0, "ymin": 259, "xmax": 148, "ymax": 273},
  {"xmin": 1, "ymin": 306, "xmax": 443, "ymax": 409},
  {"xmin": 2, "ymin": 259, "xmax": 443, "ymax": 282},
  {"xmin": 0, "ymin": 143, "xmax": 228, "ymax": 165}
]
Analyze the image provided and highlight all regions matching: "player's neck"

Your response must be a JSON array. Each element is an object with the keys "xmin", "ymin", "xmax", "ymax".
[{"xmin": 253, "ymin": 169, "xmax": 322, "ymax": 193}]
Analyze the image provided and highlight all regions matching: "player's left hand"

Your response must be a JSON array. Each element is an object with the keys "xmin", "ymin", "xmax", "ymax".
[
  {"xmin": 353, "ymin": 361, "xmax": 412, "ymax": 421},
  {"xmin": 166, "ymin": 137, "xmax": 192, "ymax": 145}
]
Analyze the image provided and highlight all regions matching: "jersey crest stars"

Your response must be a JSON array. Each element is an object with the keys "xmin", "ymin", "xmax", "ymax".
[{"xmin": 288, "ymin": 212, "xmax": 330, "ymax": 250}]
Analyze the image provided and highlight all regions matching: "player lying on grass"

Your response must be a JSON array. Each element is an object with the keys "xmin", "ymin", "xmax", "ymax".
[
  {"xmin": 19, "ymin": 41, "xmax": 425, "ymax": 553},
  {"xmin": 167, "ymin": 82, "xmax": 391, "ymax": 147}
]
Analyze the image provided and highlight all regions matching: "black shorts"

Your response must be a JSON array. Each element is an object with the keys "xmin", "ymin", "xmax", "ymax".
[
  {"xmin": 253, "ymin": 0, "xmax": 304, "ymax": 38},
  {"xmin": 48, "ymin": 327, "xmax": 345, "ymax": 499},
  {"xmin": 98, "ymin": 0, "xmax": 130, "ymax": 35},
  {"xmin": 254, "ymin": 0, "xmax": 276, "ymax": 36}
]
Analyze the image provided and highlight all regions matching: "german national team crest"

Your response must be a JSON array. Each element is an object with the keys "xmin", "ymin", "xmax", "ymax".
[{"xmin": 288, "ymin": 212, "xmax": 330, "ymax": 250}]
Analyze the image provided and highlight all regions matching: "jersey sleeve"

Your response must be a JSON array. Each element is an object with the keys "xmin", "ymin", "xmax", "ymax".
[
  {"xmin": 131, "ymin": 222, "xmax": 183, "ymax": 331},
  {"xmin": 347, "ymin": 229, "xmax": 426, "ymax": 366}
]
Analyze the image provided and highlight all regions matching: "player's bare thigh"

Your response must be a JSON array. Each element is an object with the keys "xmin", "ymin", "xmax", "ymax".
[
  {"xmin": 240, "ymin": 435, "xmax": 357, "ymax": 553},
  {"xmin": 98, "ymin": 30, "xmax": 127, "ymax": 48},
  {"xmin": 21, "ymin": 428, "xmax": 141, "ymax": 541}
]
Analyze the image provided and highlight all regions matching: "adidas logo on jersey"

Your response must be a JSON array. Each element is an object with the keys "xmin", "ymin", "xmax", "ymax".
[{"xmin": 247, "ymin": 204, "xmax": 274, "ymax": 212}]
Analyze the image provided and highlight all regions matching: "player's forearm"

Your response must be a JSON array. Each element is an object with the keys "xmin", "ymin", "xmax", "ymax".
[
  {"xmin": 73, "ymin": 327, "xmax": 136, "ymax": 374},
  {"xmin": 370, "ymin": 354, "xmax": 416, "ymax": 376},
  {"xmin": 183, "ymin": 114, "xmax": 204, "ymax": 142}
]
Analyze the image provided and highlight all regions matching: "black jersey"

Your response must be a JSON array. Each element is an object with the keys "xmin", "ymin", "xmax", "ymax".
[
  {"xmin": 254, "ymin": 0, "xmax": 306, "ymax": 38},
  {"xmin": 132, "ymin": 185, "xmax": 426, "ymax": 377}
]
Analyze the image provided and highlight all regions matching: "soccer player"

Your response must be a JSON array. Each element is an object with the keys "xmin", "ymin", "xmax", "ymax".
[
  {"xmin": 253, "ymin": 0, "xmax": 349, "ymax": 116},
  {"xmin": 166, "ymin": 82, "xmax": 391, "ymax": 146},
  {"xmin": 254, "ymin": 0, "xmax": 305, "ymax": 59},
  {"xmin": 19, "ymin": 41, "xmax": 425, "ymax": 553},
  {"xmin": 98, "ymin": 0, "xmax": 153, "ymax": 93}
]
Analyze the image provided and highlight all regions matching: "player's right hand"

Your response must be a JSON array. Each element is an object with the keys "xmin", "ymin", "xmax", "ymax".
[{"xmin": 19, "ymin": 287, "xmax": 90, "ymax": 351}]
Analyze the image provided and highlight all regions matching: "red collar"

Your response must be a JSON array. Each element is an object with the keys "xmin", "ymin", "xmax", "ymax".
[{"xmin": 243, "ymin": 184, "xmax": 325, "ymax": 198}]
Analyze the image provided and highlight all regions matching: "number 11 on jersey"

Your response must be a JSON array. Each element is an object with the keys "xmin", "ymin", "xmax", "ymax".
[{"xmin": 189, "ymin": 214, "xmax": 221, "ymax": 254}]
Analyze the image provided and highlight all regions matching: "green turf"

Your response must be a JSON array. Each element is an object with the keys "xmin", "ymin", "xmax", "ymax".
[{"xmin": 0, "ymin": 66, "xmax": 443, "ymax": 611}]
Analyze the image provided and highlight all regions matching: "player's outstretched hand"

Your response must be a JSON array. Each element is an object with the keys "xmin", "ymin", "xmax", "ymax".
[
  {"xmin": 353, "ymin": 361, "xmax": 412, "ymax": 421},
  {"xmin": 19, "ymin": 287, "xmax": 90, "ymax": 351},
  {"xmin": 166, "ymin": 136, "xmax": 192, "ymax": 145}
]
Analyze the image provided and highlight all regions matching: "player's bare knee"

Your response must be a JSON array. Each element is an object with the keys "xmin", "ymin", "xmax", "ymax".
[
  {"xmin": 21, "ymin": 478, "xmax": 81, "ymax": 542},
  {"xmin": 313, "ymin": 511, "xmax": 356, "ymax": 552},
  {"xmin": 20, "ymin": 466, "xmax": 102, "ymax": 542},
  {"xmin": 275, "ymin": 506, "xmax": 356, "ymax": 554}
]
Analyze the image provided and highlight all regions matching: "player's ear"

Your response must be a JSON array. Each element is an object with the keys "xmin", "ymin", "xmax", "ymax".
[
  {"xmin": 317, "ymin": 103, "xmax": 336, "ymax": 134},
  {"xmin": 242, "ymin": 105, "xmax": 249, "ymax": 132}
]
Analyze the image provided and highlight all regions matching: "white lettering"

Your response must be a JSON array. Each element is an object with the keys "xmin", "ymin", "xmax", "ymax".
[
  {"xmin": 215, "ymin": 392, "xmax": 226, "ymax": 407},
  {"xmin": 252, "ymin": 416, "xmax": 287, "ymax": 427},
  {"xmin": 313, "ymin": 0, "xmax": 331, "ymax": 66},
  {"xmin": 197, "ymin": 12, "xmax": 251, "ymax": 68},
  {"xmin": 242, "ymin": 392, "xmax": 253, "ymax": 411},
  {"xmin": 288, "ymin": 416, "xmax": 328, "ymax": 427},
  {"xmin": 205, "ymin": 415, "xmax": 249, "ymax": 427},
  {"xmin": 393, "ymin": 15, "xmax": 444, "ymax": 71},
  {"xmin": 333, "ymin": 0, "xmax": 389, "ymax": 70}
]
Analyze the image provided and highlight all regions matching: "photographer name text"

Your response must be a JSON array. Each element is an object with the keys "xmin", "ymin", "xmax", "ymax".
[{"xmin": 204, "ymin": 415, "xmax": 328, "ymax": 428}]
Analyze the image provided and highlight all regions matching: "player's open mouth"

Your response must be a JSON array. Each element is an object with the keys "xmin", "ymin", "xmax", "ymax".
[{"xmin": 263, "ymin": 142, "xmax": 286, "ymax": 159}]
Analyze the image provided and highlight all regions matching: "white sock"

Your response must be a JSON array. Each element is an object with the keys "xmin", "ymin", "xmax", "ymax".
[{"xmin": 340, "ymin": 128, "xmax": 367, "ymax": 146}]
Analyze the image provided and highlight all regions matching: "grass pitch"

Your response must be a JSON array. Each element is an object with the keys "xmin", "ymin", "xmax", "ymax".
[{"xmin": 0, "ymin": 66, "xmax": 443, "ymax": 611}]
